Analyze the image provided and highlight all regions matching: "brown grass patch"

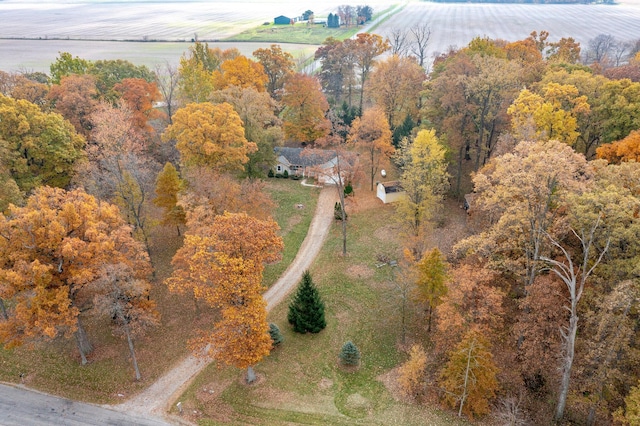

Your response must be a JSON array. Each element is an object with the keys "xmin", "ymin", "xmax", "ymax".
[
  {"xmin": 191, "ymin": 379, "xmax": 235, "ymax": 422},
  {"xmin": 345, "ymin": 264, "xmax": 374, "ymax": 280}
]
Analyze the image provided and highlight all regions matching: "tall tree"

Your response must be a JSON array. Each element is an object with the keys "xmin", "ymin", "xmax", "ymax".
[
  {"xmin": 597, "ymin": 129, "xmax": 640, "ymax": 164},
  {"xmin": 164, "ymin": 102, "xmax": 256, "ymax": 171},
  {"xmin": 0, "ymin": 94, "xmax": 85, "ymax": 193},
  {"xmin": 287, "ymin": 270, "xmax": 326, "ymax": 334},
  {"xmin": 253, "ymin": 44, "xmax": 295, "ymax": 97},
  {"xmin": 153, "ymin": 162, "xmax": 185, "ymax": 235},
  {"xmin": 280, "ymin": 74, "xmax": 330, "ymax": 144},
  {"xmin": 78, "ymin": 101, "xmax": 157, "ymax": 252},
  {"xmin": 353, "ymin": 33, "xmax": 390, "ymax": 113},
  {"xmin": 348, "ymin": 107, "xmax": 394, "ymax": 191},
  {"xmin": 154, "ymin": 62, "xmax": 180, "ymax": 123},
  {"xmin": 365, "ymin": 55, "xmax": 425, "ymax": 129},
  {"xmin": 413, "ymin": 248, "xmax": 449, "ymax": 332},
  {"xmin": 455, "ymin": 139, "xmax": 592, "ymax": 290},
  {"xmin": 409, "ymin": 23, "xmax": 432, "ymax": 68},
  {"xmin": 543, "ymin": 161, "xmax": 640, "ymax": 421},
  {"xmin": 49, "ymin": 52, "xmax": 90, "ymax": 84},
  {"xmin": 507, "ymin": 82, "xmax": 590, "ymax": 146},
  {"xmin": 213, "ymin": 86, "xmax": 283, "ymax": 178},
  {"xmin": 113, "ymin": 77, "xmax": 163, "ymax": 133},
  {"xmin": 213, "ymin": 55, "xmax": 268, "ymax": 92},
  {"xmin": 395, "ymin": 129, "xmax": 449, "ymax": 249},
  {"xmin": 47, "ymin": 74, "xmax": 98, "ymax": 138},
  {"xmin": 93, "ymin": 263, "xmax": 159, "ymax": 381},
  {"xmin": 435, "ymin": 264, "xmax": 504, "ymax": 350},
  {"xmin": 0, "ymin": 187, "xmax": 151, "ymax": 365},
  {"xmin": 166, "ymin": 212, "xmax": 283, "ymax": 381},
  {"xmin": 440, "ymin": 330, "xmax": 499, "ymax": 419}
]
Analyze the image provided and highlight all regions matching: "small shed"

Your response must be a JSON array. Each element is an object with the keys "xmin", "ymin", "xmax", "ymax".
[
  {"xmin": 274, "ymin": 15, "xmax": 291, "ymax": 25},
  {"xmin": 377, "ymin": 181, "xmax": 406, "ymax": 204}
]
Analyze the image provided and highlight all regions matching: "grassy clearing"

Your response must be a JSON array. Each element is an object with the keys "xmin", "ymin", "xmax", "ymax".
[
  {"xmin": 224, "ymin": 23, "xmax": 358, "ymax": 44},
  {"xmin": 262, "ymin": 178, "xmax": 320, "ymax": 288},
  {"xmin": 175, "ymin": 190, "xmax": 469, "ymax": 425}
]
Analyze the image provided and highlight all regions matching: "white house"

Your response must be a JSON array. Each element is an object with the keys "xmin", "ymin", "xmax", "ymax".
[
  {"xmin": 274, "ymin": 147, "xmax": 346, "ymax": 184},
  {"xmin": 376, "ymin": 181, "xmax": 406, "ymax": 204}
]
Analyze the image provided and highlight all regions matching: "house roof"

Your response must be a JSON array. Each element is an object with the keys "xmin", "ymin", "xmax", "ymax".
[{"xmin": 275, "ymin": 147, "xmax": 337, "ymax": 167}]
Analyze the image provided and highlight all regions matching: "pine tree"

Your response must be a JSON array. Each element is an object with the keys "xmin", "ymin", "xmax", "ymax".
[
  {"xmin": 269, "ymin": 323, "xmax": 284, "ymax": 346},
  {"xmin": 339, "ymin": 341, "xmax": 361, "ymax": 366},
  {"xmin": 288, "ymin": 270, "xmax": 326, "ymax": 333}
]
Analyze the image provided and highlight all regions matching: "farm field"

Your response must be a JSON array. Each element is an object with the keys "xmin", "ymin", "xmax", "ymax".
[
  {"xmin": 1, "ymin": 1, "xmax": 640, "ymax": 73},
  {"xmin": 372, "ymin": 2, "xmax": 640, "ymax": 66}
]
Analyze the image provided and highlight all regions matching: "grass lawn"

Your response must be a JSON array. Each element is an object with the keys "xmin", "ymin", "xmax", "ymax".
[
  {"xmin": 174, "ymin": 189, "xmax": 469, "ymax": 425},
  {"xmin": 224, "ymin": 5, "xmax": 400, "ymax": 44},
  {"xmin": 224, "ymin": 22, "xmax": 358, "ymax": 44},
  {"xmin": 262, "ymin": 178, "xmax": 320, "ymax": 288}
]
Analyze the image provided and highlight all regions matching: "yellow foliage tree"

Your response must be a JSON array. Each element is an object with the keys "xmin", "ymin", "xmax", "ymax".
[
  {"xmin": 507, "ymin": 82, "xmax": 590, "ymax": 146},
  {"xmin": 440, "ymin": 330, "xmax": 499, "ymax": 419},
  {"xmin": 164, "ymin": 102, "xmax": 257, "ymax": 172},
  {"xmin": 397, "ymin": 344, "xmax": 428, "ymax": 398}
]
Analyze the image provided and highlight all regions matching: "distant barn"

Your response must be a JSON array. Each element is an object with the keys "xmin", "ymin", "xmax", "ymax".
[{"xmin": 274, "ymin": 15, "xmax": 291, "ymax": 25}]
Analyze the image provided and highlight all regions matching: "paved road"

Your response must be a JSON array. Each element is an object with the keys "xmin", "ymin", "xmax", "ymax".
[{"xmin": 0, "ymin": 383, "xmax": 173, "ymax": 426}]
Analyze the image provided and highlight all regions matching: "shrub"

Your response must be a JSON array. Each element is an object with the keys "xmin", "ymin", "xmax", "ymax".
[
  {"xmin": 288, "ymin": 270, "xmax": 326, "ymax": 333},
  {"xmin": 344, "ymin": 181, "xmax": 353, "ymax": 197},
  {"xmin": 268, "ymin": 169, "xmax": 274, "ymax": 178},
  {"xmin": 283, "ymin": 170, "xmax": 289, "ymax": 178},
  {"xmin": 334, "ymin": 202, "xmax": 347, "ymax": 220},
  {"xmin": 398, "ymin": 345, "xmax": 427, "ymax": 398},
  {"xmin": 339, "ymin": 341, "xmax": 360, "ymax": 366},
  {"xmin": 275, "ymin": 173, "xmax": 283, "ymax": 178},
  {"xmin": 269, "ymin": 323, "xmax": 284, "ymax": 346}
]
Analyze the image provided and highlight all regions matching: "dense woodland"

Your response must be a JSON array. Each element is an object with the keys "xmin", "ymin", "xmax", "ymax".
[{"xmin": 1, "ymin": 23, "xmax": 640, "ymax": 424}]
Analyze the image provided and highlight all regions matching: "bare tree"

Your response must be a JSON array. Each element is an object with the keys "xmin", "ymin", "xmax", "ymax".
[
  {"xmin": 409, "ymin": 23, "xmax": 432, "ymax": 68},
  {"xmin": 541, "ymin": 218, "xmax": 610, "ymax": 422},
  {"xmin": 612, "ymin": 40, "xmax": 633, "ymax": 67},
  {"xmin": 387, "ymin": 28, "xmax": 410, "ymax": 57},
  {"xmin": 154, "ymin": 61, "xmax": 179, "ymax": 123},
  {"xmin": 586, "ymin": 34, "xmax": 616, "ymax": 66},
  {"xmin": 337, "ymin": 5, "xmax": 356, "ymax": 27}
]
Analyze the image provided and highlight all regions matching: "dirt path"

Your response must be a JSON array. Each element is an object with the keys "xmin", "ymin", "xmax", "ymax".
[{"xmin": 114, "ymin": 185, "xmax": 338, "ymax": 423}]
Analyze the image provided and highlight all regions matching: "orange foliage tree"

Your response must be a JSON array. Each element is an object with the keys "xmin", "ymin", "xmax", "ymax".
[
  {"xmin": 596, "ymin": 130, "xmax": 640, "ymax": 164},
  {"xmin": 114, "ymin": 77, "xmax": 163, "ymax": 132},
  {"xmin": 435, "ymin": 264, "xmax": 505, "ymax": 351},
  {"xmin": 0, "ymin": 186, "xmax": 151, "ymax": 365},
  {"xmin": 281, "ymin": 73, "xmax": 330, "ymax": 144},
  {"xmin": 253, "ymin": 44, "xmax": 295, "ymax": 97},
  {"xmin": 166, "ymin": 212, "xmax": 283, "ymax": 381},
  {"xmin": 348, "ymin": 106, "xmax": 394, "ymax": 191}
]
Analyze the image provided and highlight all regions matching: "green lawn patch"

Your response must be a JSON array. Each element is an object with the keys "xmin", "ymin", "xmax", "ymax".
[
  {"xmin": 262, "ymin": 179, "xmax": 320, "ymax": 288},
  {"xmin": 224, "ymin": 22, "xmax": 359, "ymax": 44}
]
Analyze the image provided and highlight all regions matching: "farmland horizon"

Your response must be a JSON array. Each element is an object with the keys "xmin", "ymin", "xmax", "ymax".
[{"xmin": 1, "ymin": 0, "xmax": 640, "ymax": 73}]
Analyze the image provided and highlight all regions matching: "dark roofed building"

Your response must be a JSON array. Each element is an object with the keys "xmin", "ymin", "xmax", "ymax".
[{"xmin": 274, "ymin": 15, "xmax": 291, "ymax": 25}]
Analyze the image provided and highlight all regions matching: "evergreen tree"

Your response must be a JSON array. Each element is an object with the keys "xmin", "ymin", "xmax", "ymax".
[
  {"xmin": 288, "ymin": 270, "xmax": 326, "ymax": 333},
  {"xmin": 269, "ymin": 323, "xmax": 284, "ymax": 346},
  {"xmin": 339, "ymin": 341, "xmax": 361, "ymax": 366}
]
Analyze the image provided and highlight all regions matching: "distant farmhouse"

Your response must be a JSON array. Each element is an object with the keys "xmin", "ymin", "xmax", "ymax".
[{"xmin": 376, "ymin": 181, "xmax": 406, "ymax": 204}]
